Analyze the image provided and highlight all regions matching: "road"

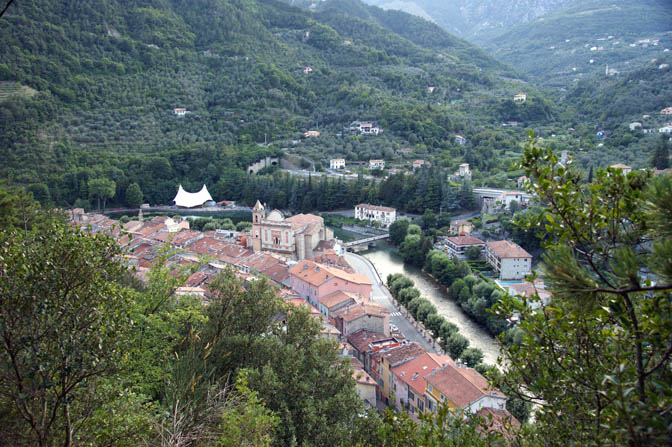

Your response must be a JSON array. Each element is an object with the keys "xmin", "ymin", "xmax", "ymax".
[{"xmin": 345, "ymin": 252, "xmax": 436, "ymax": 353}]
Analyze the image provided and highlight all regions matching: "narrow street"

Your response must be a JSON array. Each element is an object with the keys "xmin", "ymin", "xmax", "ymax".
[{"xmin": 345, "ymin": 252, "xmax": 436, "ymax": 353}]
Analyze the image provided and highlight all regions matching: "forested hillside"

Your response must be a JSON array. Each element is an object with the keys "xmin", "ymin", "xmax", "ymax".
[
  {"xmin": 481, "ymin": 0, "xmax": 672, "ymax": 87},
  {"xmin": 0, "ymin": 0, "xmax": 531, "ymax": 208}
]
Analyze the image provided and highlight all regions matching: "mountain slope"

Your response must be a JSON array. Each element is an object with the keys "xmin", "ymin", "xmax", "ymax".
[
  {"xmin": 481, "ymin": 0, "xmax": 672, "ymax": 87},
  {"xmin": 0, "ymin": 0, "xmax": 530, "ymax": 206},
  {"xmin": 362, "ymin": 0, "xmax": 575, "ymax": 42}
]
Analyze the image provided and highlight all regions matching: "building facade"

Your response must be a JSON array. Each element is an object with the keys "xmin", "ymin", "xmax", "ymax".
[
  {"xmin": 485, "ymin": 240, "xmax": 532, "ymax": 280},
  {"xmin": 330, "ymin": 158, "xmax": 346, "ymax": 169},
  {"xmin": 251, "ymin": 201, "xmax": 333, "ymax": 260},
  {"xmin": 355, "ymin": 203, "xmax": 396, "ymax": 228}
]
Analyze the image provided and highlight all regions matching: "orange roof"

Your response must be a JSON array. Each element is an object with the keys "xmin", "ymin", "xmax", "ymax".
[
  {"xmin": 285, "ymin": 213, "xmax": 323, "ymax": 230},
  {"xmin": 319, "ymin": 290, "xmax": 360, "ymax": 310},
  {"xmin": 392, "ymin": 352, "xmax": 454, "ymax": 396},
  {"xmin": 332, "ymin": 302, "xmax": 388, "ymax": 322},
  {"xmin": 425, "ymin": 365, "xmax": 504, "ymax": 408},
  {"xmin": 347, "ymin": 330, "xmax": 397, "ymax": 354},
  {"xmin": 486, "ymin": 240, "xmax": 531, "ymax": 259},
  {"xmin": 476, "ymin": 408, "xmax": 521, "ymax": 439},
  {"xmin": 289, "ymin": 260, "xmax": 372, "ymax": 287},
  {"xmin": 370, "ymin": 342, "xmax": 426, "ymax": 367},
  {"xmin": 352, "ymin": 368, "xmax": 376, "ymax": 386},
  {"xmin": 610, "ymin": 163, "xmax": 631, "ymax": 169},
  {"xmin": 447, "ymin": 236, "xmax": 484, "ymax": 246}
]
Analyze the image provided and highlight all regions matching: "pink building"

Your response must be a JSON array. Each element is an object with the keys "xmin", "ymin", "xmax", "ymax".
[{"xmin": 289, "ymin": 260, "xmax": 372, "ymax": 307}]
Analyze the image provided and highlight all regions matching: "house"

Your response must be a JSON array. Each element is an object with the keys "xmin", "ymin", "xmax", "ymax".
[
  {"xmin": 355, "ymin": 203, "xmax": 397, "ymax": 228},
  {"xmin": 395, "ymin": 148, "xmax": 414, "ymax": 156},
  {"xmin": 173, "ymin": 107, "xmax": 187, "ymax": 116},
  {"xmin": 172, "ymin": 185, "xmax": 215, "ymax": 208},
  {"xmin": 629, "ymin": 122, "xmax": 642, "ymax": 131},
  {"xmin": 390, "ymin": 353, "xmax": 454, "ymax": 418},
  {"xmin": 350, "ymin": 121, "xmax": 381, "ymax": 135},
  {"xmin": 423, "ymin": 363, "xmax": 508, "ymax": 415},
  {"xmin": 485, "ymin": 240, "xmax": 532, "ymax": 280},
  {"xmin": 347, "ymin": 329, "xmax": 404, "ymax": 371},
  {"xmin": 332, "ymin": 302, "xmax": 390, "ymax": 337},
  {"xmin": 444, "ymin": 236, "xmax": 485, "ymax": 258},
  {"xmin": 318, "ymin": 290, "xmax": 359, "ymax": 319},
  {"xmin": 251, "ymin": 201, "xmax": 334, "ymax": 260},
  {"xmin": 506, "ymin": 279, "xmax": 551, "ymax": 310},
  {"xmin": 513, "ymin": 93, "xmax": 526, "ymax": 102},
  {"xmin": 330, "ymin": 158, "xmax": 346, "ymax": 169},
  {"xmin": 352, "ymin": 362, "xmax": 377, "ymax": 408},
  {"xmin": 609, "ymin": 163, "xmax": 632, "ymax": 174},
  {"xmin": 660, "ymin": 107, "xmax": 672, "ymax": 115},
  {"xmin": 370, "ymin": 342, "xmax": 427, "ymax": 405},
  {"xmin": 412, "ymin": 159, "xmax": 431, "ymax": 170},
  {"xmin": 427, "ymin": 86, "xmax": 436, "ymax": 93},
  {"xmin": 455, "ymin": 135, "xmax": 467, "ymax": 145},
  {"xmin": 288, "ymin": 259, "xmax": 372, "ymax": 307},
  {"xmin": 369, "ymin": 159, "xmax": 385, "ymax": 170},
  {"xmin": 303, "ymin": 67, "xmax": 313, "ymax": 74},
  {"xmin": 449, "ymin": 220, "xmax": 473, "ymax": 236},
  {"xmin": 304, "ymin": 130, "xmax": 320, "ymax": 137},
  {"xmin": 659, "ymin": 125, "xmax": 672, "ymax": 134},
  {"xmin": 458, "ymin": 163, "xmax": 471, "ymax": 178}
]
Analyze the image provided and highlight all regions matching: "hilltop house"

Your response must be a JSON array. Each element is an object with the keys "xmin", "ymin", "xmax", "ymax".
[
  {"xmin": 304, "ymin": 130, "xmax": 320, "ymax": 137},
  {"xmin": 455, "ymin": 135, "xmax": 467, "ymax": 145},
  {"xmin": 513, "ymin": 93, "xmax": 526, "ymax": 102},
  {"xmin": 330, "ymin": 158, "xmax": 346, "ymax": 169},
  {"xmin": 412, "ymin": 160, "xmax": 431, "ymax": 170},
  {"xmin": 610, "ymin": 163, "xmax": 632, "ymax": 174},
  {"xmin": 355, "ymin": 203, "xmax": 396, "ymax": 228},
  {"xmin": 369, "ymin": 159, "xmax": 385, "ymax": 170},
  {"xmin": 660, "ymin": 107, "xmax": 672, "ymax": 115},
  {"xmin": 173, "ymin": 107, "xmax": 187, "ymax": 116},
  {"xmin": 350, "ymin": 121, "xmax": 381, "ymax": 135},
  {"xmin": 450, "ymin": 220, "xmax": 473, "ymax": 236}
]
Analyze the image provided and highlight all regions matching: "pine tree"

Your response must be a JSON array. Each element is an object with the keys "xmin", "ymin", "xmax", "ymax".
[{"xmin": 651, "ymin": 134, "xmax": 670, "ymax": 170}]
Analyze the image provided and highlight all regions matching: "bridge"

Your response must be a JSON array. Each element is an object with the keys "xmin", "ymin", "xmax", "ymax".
[{"xmin": 343, "ymin": 234, "xmax": 389, "ymax": 248}]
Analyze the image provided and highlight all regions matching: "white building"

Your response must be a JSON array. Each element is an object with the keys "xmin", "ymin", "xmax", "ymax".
[
  {"xmin": 173, "ymin": 107, "xmax": 187, "ymax": 116},
  {"xmin": 330, "ymin": 158, "xmax": 346, "ymax": 169},
  {"xmin": 458, "ymin": 163, "xmax": 471, "ymax": 177},
  {"xmin": 350, "ymin": 121, "xmax": 381, "ymax": 135},
  {"xmin": 455, "ymin": 135, "xmax": 467, "ymax": 145},
  {"xmin": 444, "ymin": 236, "xmax": 485, "ymax": 259},
  {"xmin": 355, "ymin": 203, "xmax": 396, "ymax": 228},
  {"xmin": 660, "ymin": 107, "xmax": 672, "ymax": 115},
  {"xmin": 610, "ymin": 163, "xmax": 632, "ymax": 174},
  {"xmin": 513, "ymin": 93, "xmax": 527, "ymax": 102},
  {"xmin": 659, "ymin": 125, "xmax": 672, "ymax": 134},
  {"xmin": 485, "ymin": 240, "xmax": 532, "ymax": 280},
  {"xmin": 369, "ymin": 159, "xmax": 385, "ymax": 170}
]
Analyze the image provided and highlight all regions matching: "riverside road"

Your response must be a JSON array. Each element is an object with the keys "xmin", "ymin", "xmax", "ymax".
[{"xmin": 345, "ymin": 252, "xmax": 436, "ymax": 353}]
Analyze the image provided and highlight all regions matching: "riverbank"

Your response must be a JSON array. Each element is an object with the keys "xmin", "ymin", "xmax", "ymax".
[{"xmin": 360, "ymin": 243, "xmax": 501, "ymax": 365}]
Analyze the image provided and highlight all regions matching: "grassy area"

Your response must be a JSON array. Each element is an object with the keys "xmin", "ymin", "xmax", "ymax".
[{"xmin": 0, "ymin": 81, "xmax": 38, "ymax": 102}]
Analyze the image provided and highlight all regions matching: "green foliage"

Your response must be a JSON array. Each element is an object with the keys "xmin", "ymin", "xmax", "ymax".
[
  {"xmin": 494, "ymin": 139, "xmax": 672, "ymax": 445},
  {"xmin": 125, "ymin": 182, "xmax": 143, "ymax": 208},
  {"xmin": 0, "ymin": 213, "xmax": 136, "ymax": 446},
  {"xmin": 388, "ymin": 217, "xmax": 409, "ymax": 245}
]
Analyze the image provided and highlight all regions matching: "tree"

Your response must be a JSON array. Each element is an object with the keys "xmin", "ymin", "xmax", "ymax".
[
  {"xmin": 465, "ymin": 245, "xmax": 481, "ymax": 260},
  {"xmin": 0, "ymin": 218, "xmax": 134, "ymax": 447},
  {"xmin": 495, "ymin": 139, "xmax": 672, "ymax": 446},
  {"xmin": 388, "ymin": 218, "xmax": 409, "ymax": 245},
  {"xmin": 125, "ymin": 182, "xmax": 143, "ymax": 208},
  {"xmin": 651, "ymin": 133, "xmax": 670, "ymax": 170},
  {"xmin": 444, "ymin": 333, "xmax": 469, "ymax": 359},
  {"xmin": 460, "ymin": 347, "xmax": 484, "ymax": 367},
  {"xmin": 420, "ymin": 208, "xmax": 437, "ymax": 230},
  {"xmin": 508, "ymin": 199, "xmax": 519, "ymax": 214},
  {"xmin": 88, "ymin": 177, "xmax": 116, "ymax": 211}
]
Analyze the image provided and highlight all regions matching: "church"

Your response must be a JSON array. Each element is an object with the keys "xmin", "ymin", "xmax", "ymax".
[{"xmin": 250, "ymin": 201, "xmax": 333, "ymax": 260}]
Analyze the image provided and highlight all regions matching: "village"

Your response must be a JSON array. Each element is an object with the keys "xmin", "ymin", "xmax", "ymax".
[{"xmin": 65, "ymin": 174, "xmax": 561, "ymax": 434}]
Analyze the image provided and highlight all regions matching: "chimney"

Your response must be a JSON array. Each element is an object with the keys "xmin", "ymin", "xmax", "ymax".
[{"xmin": 412, "ymin": 372, "xmax": 418, "ymax": 380}]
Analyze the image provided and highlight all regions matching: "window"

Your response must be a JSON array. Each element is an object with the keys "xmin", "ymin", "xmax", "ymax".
[
  {"xmin": 409, "ymin": 392, "xmax": 414, "ymax": 401},
  {"xmin": 428, "ymin": 400, "xmax": 433, "ymax": 410},
  {"xmin": 418, "ymin": 401, "xmax": 424, "ymax": 411},
  {"xmin": 428, "ymin": 384, "xmax": 433, "ymax": 393}
]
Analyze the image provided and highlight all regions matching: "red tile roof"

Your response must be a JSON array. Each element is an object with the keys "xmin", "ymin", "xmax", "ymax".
[
  {"xmin": 392, "ymin": 353, "xmax": 454, "ymax": 396},
  {"xmin": 289, "ymin": 260, "xmax": 372, "ymax": 287},
  {"xmin": 486, "ymin": 240, "xmax": 531, "ymax": 259},
  {"xmin": 371, "ymin": 342, "xmax": 426, "ymax": 367},
  {"xmin": 425, "ymin": 364, "xmax": 504, "ymax": 408},
  {"xmin": 447, "ymin": 236, "xmax": 484, "ymax": 246},
  {"xmin": 356, "ymin": 203, "xmax": 396, "ymax": 212}
]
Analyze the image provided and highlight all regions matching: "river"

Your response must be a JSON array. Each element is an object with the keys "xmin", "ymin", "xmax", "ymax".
[{"xmin": 361, "ymin": 243, "xmax": 501, "ymax": 365}]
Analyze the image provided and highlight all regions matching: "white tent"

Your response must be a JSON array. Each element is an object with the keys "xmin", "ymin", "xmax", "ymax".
[{"xmin": 172, "ymin": 184, "xmax": 214, "ymax": 208}]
